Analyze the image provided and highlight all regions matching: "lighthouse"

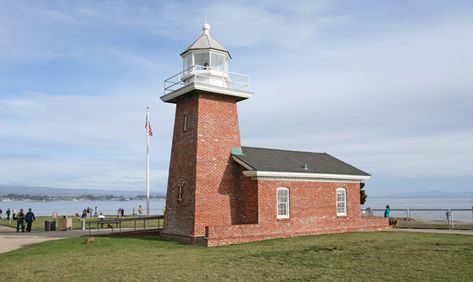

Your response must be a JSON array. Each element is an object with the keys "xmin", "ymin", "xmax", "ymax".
[
  {"xmin": 161, "ymin": 24, "xmax": 386, "ymax": 247},
  {"xmin": 161, "ymin": 23, "xmax": 252, "ymax": 242}
]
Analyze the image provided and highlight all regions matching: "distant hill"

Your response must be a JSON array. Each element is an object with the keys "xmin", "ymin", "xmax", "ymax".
[
  {"xmin": 372, "ymin": 190, "xmax": 473, "ymax": 198},
  {"xmin": 0, "ymin": 185, "xmax": 165, "ymax": 198}
]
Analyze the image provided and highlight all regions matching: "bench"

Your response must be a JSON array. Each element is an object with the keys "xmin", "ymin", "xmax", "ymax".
[{"xmin": 86, "ymin": 218, "xmax": 122, "ymax": 235}]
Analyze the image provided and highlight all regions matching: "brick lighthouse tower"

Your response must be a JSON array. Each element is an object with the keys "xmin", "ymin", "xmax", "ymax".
[{"xmin": 161, "ymin": 23, "xmax": 252, "ymax": 243}]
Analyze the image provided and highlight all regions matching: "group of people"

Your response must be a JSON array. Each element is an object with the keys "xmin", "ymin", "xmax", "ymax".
[
  {"xmin": 80, "ymin": 207, "xmax": 100, "ymax": 218},
  {"xmin": 0, "ymin": 208, "xmax": 13, "ymax": 220},
  {"xmin": 78, "ymin": 206, "xmax": 145, "ymax": 220},
  {"xmin": 0, "ymin": 207, "xmax": 36, "ymax": 232}
]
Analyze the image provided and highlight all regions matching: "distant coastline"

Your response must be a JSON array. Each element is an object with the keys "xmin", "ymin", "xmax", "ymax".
[{"xmin": 0, "ymin": 193, "xmax": 165, "ymax": 202}]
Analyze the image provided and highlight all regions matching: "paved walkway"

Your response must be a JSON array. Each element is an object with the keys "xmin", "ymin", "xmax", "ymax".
[{"xmin": 0, "ymin": 225, "xmax": 117, "ymax": 254}]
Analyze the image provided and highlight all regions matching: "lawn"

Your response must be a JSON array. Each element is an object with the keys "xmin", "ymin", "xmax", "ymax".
[{"xmin": 0, "ymin": 232, "xmax": 472, "ymax": 281}]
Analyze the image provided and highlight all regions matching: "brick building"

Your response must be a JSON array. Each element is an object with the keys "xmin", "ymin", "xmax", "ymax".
[{"xmin": 161, "ymin": 23, "xmax": 388, "ymax": 246}]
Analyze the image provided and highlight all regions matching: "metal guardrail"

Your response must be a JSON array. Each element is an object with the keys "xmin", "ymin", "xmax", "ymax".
[
  {"xmin": 164, "ymin": 65, "xmax": 250, "ymax": 94},
  {"xmin": 86, "ymin": 215, "xmax": 164, "ymax": 235},
  {"xmin": 361, "ymin": 208, "xmax": 473, "ymax": 230}
]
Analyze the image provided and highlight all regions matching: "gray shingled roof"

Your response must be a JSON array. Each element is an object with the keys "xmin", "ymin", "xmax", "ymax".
[
  {"xmin": 232, "ymin": 146, "xmax": 370, "ymax": 176},
  {"xmin": 180, "ymin": 33, "xmax": 231, "ymax": 58}
]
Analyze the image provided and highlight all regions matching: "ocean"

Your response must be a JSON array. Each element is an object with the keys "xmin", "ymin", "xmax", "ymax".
[
  {"xmin": 363, "ymin": 197, "xmax": 473, "ymax": 209},
  {"xmin": 0, "ymin": 198, "xmax": 166, "ymax": 216}
]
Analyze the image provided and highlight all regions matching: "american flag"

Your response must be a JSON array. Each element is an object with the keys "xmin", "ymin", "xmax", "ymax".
[{"xmin": 145, "ymin": 121, "xmax": 153, "ymax": 136}]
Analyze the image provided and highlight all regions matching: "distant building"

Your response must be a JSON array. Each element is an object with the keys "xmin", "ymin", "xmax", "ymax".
[{"xmin": 161, "ymin": 23, "xmax": 388, "ymax": 246}]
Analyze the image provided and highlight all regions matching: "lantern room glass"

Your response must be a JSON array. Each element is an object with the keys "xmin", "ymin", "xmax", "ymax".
[
  {"xmin": 194, "ymin": 53, "xmax": 210, "ymax": 68},
  {"xmin": 183, "ymin": 54, "xmax": 193, "ymax": 74},
  {"xmin": 211, "ymin": 53, "xmax": 227, "ymax": 71}
]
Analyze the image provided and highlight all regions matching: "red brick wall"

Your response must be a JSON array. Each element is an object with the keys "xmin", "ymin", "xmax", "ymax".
[
  {"xmin": 194, "ymin": 93, "xmax": 242, "ymax": 236},
  {"xmin": 163, "ymin": 94, "xmax": 198, "ymax": 236},
  {"xmin": 205, "ymin": 178, "xmax": 390, "ymax": 246},
  {"xmin": 239, "ymin": 166, "xmax": 258, "ymax": 224},
  {"xmin": 257, "ymin": 181, "xmax": 360, "ymax": 225},
  {"xmin": 163, "ymin": 91, "xmax": 243, "ymax": 238}
]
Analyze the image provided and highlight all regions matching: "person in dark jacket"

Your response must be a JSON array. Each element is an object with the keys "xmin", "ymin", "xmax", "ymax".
[
  {"xmin": 25, "ymin": 208, "xmax": 36, "ymax": 232},
  {"xmin": 16, "ymin": 208, "xmax": 25, "ymax": 232},
  {"xmin": 6, "ymin": 208, "xmax": 11, "ymax": 220}
]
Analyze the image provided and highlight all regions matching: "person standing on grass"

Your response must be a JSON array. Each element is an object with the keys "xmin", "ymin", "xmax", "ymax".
[
  {"xmin": 80, "ymin": 209, "xmax": 87, "ymax": 231},
  {"xmin": 12, "ymin": 208, "xmax": 16, "ymax": 220},
  {"xmin": 6, "ymin": 208, "xmax": 11, "ymax": 220},
  {"xmin": 25, "ymin": 208, "xmax": 36, "ymax": 232},
  {"xmin": 138, "ymin": 205, "xmax": 144, "ymax": 217},
  {"xmin": 16, "ymin": 208, "xmax": 25, "ymax": 232},
  {"xmin": 384, "ymin": 205, "xmax": 391, "ymax": 218}
]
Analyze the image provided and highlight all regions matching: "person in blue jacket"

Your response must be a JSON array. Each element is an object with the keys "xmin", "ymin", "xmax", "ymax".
[
  {"xmin": 25, "ymin": 208, "xmax": 36, "ymax": 232},
  {"xmin": 384, "ymin": 205, "xmax": 391, "ymax": 218}
]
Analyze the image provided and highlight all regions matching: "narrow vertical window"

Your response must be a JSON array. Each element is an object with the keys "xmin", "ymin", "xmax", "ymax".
[
  {"xmin": 183, "ymin": 114, "xmax": 188, "ymax": 132},
  {"xmin": 177, "ymin": 178, "xmax": 185, "ymax": 202},
  {"xmin": 336, "ymin": 188, "xmax": 347, "ymax": 216},
  {"xmin": 277, "ymin": 187, "xmax": 289, "ymax": 219}
]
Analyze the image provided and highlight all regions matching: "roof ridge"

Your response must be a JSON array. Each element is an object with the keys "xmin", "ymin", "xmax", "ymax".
[{"xmin": 241, "ymin": 146, "xmax": 325, "ymax": 155}]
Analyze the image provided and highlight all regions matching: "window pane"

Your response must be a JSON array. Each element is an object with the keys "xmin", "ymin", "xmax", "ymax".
[
  {"xmin": 183, "ymin": 54, "xmax": 192, "ymax": 70},
  {"xmin": 336, "ymin": 189, "xmax": 346, "ymax": 214},
  {"xmin": 211, "ymin": 53, "xmax": 226, "ymax": 71},
  {"xmin": 194, "ymin": 53, "xmax": 209, "ymax": 67},
  {"xmin": 277, "ymin": 188, "xmax": 289, "ymax": 218}
]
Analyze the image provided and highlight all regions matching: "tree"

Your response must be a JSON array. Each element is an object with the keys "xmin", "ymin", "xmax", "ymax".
[{"xmin": 360, "ymin": 182, "xmax": 367, "ymax": 205}]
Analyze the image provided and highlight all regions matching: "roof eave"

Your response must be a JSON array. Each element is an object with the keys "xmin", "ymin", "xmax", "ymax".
[
  {"xmin": 242, "ymin": 170, "xmax": 371, "ymax": 182},
  {"xmin": 180, "ymin": 48, "xmax": 232, "ymax": 59}
]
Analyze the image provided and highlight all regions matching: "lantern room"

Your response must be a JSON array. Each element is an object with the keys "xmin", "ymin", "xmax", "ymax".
[
  {"xmin": 162, "ymin": 23, "xmax": 252, "ymax": 103},
  {"xmin": 180, "ymin": 23, "xmax": 231, "ymax": 87}
]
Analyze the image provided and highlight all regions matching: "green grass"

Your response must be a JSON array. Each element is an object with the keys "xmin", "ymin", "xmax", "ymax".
[
  {"xmin": 0, "ymin": 216, "xmax": 163, "ymax": 231},
  {"xmin": 0, "ymin": 232, "xmax": 472, "ymax": 281}
]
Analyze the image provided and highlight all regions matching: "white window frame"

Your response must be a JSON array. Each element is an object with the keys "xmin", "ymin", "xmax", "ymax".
[
  {"xmin": 336, "ymin": 188, "xmax": 347, "ymax": 216},
  {"xmin": 276, "ymin": 187, "xmax": 290, "ymax": 219}
]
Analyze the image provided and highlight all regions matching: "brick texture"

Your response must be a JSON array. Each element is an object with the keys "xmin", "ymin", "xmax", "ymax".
[{"xmin": 163, "ymin": 91, "xmax": 242, "ymax": 238}]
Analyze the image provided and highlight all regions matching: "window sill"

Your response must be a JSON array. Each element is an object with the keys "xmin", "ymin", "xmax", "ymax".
[
  {"xmin": 337, "ymin": 214, "xmax": 347, "ymax": 218},
  {"xmin": 277, "ymin": 218, "xmax": 290, "ymax": 222}
]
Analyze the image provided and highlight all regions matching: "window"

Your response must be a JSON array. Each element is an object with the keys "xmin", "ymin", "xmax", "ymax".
[
  {"xmin": 183, "ymin": 114, "xmax": 188, "ymax": 132},
  {"xmin": 277, "ymin": 187, "xmax": 289, "ymax": 219},
  {"xmin": 177, "ymin": 177, "xmax": 185, "ymax": 202},
  {"xmin": 211, "ymin": 52, "xmax": 227, "ymax": 71},
  {"xmin": 194, "ymin": 52, "xmax": 209, "ymax": 67},
  {"xmin": 183, "ymin": 54, "xmax": 193, "ymax": 73},
  {"xmin": 336, "ymin": 188, "xmax": 347, "ymax": 216}
]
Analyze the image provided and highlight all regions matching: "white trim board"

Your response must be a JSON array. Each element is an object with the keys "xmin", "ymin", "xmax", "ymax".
[{"xmin": 242, "ymin": 170, "xmax": 370, "ymax": 182}]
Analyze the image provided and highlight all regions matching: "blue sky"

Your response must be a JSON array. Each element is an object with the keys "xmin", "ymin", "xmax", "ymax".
[{"xmin": 0, "ymin": 0, "xmax": 472, "ymax": 196}]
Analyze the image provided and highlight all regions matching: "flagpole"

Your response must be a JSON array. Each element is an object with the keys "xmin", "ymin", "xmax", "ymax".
[{"xmin": 146, "ymin": 107, "xmax": 151, "ymax": 218}]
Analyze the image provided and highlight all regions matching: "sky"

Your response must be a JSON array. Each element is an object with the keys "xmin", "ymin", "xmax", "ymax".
[{"xmin": 0, "ymin": 0, "xmax": 472, "ymax": 196}]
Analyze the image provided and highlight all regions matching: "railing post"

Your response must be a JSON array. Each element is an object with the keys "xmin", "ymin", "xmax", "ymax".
[
  {"xmin": 449, "ymin": 209, "xmax": 453, "ymax": 230},
  {"xmin": 407, "ymin": 209, "xmax": 411, "ymax": 229},
  {"xmin": 447, "ymin": 209, "xmax": 453, "ymax": 229}
]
